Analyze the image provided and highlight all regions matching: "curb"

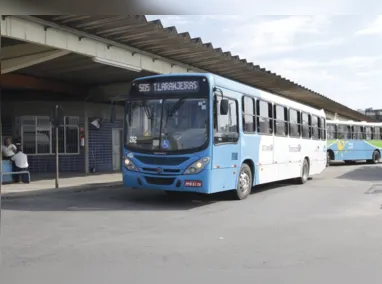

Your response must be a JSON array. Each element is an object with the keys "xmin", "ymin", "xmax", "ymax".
[{"xmin": 1, "ymin": 182, "xmax": 122, "ymax": 200}]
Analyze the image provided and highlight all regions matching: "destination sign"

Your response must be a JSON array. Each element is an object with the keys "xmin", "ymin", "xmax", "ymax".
[{"xmin": 137, "ymin": 80, "xmax": 200, "ymax": 94}]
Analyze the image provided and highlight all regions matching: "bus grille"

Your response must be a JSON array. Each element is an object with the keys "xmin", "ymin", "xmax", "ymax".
[
  {"xmin": 142, "ymin": 168, "xmax": 181, "ymax": 174},
  {"xmin": 145, "ymin": 177, "xmax": 175, "ymax": 185},
  {"xmin": 135, "ymin": 155, "xmax": 189, "ymax": 166}
]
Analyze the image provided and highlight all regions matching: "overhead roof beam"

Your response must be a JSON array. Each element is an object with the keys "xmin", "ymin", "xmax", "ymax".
[{"xmin": 2, "ymin": 48, "xmax": 70, "ymax": 74}]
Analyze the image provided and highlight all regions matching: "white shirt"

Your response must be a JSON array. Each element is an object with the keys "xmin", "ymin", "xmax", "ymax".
[
  {"xmin": 11, "ymin": 152, "xmax": 29, "ymax": 168},
  {"xmin": 2, "ymin": 144, "xmax": 17, "ymax": 157}
]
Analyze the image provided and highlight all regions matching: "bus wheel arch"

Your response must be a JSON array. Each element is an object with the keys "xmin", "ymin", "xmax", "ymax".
[
  {"xmin": 232, "ymin": 161, "xmax": 254, "ymax": 200},
  {"xmin": 242, "ymin": 159, "xmax": 255, "ymax": 184}
]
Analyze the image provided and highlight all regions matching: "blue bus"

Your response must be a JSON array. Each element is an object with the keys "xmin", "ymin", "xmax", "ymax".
[
  {"xmin": 327, "ymin": 120, "xmax": 382, "ymax": 165},
  {"xmin": 122, "ymin": 73, "xmax": 327, "ymax": 200}
]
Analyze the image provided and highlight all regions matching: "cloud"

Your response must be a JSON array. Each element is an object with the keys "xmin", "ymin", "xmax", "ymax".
[
  {"xmin": 200, "ymin": 15, "xmax": 242, "ymax": 21},
  {"xmin": 265, "ymin": 55, "xmax": 382, "ymax": 71},
  {"xmin": 259, "ymin": 55, "xmax": 381, "ymax": 109},
  {"xmin": 223, "ymin": 16, "xmax": 341, "ymax": 58},
  {"xmin": 147, "ymin": 15, "xmax": 192, "ymax": 26},
  {"xmin": 355, "ymin": 15, "xmax": 382, "ymax": 36}
]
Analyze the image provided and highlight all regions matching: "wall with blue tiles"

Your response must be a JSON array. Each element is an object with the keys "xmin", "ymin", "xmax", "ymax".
[
  {"xmin": 1, "ymin": 100, "xmax": 124, "ymax": 174},
  {"xmin": 88, "ymin": 118, "xmax": 123, "ymax": 172}
]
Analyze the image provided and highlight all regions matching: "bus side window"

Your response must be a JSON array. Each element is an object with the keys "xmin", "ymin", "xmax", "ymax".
[
  {"xmin": 301, "ymin": 112, "xmax": 311, "ymax": 139},
  {"xmin": 274, "ymin": 104, "xmax": 287, "ymax": 136},
  {"xmin": 214, "ymin": 95, "xmax": 239, "ymax": 144},
  {"xmin": 319, "ymin": 117, "xmax": 326, "ymax": 140},
  {"xmin": 354, "ymin": 126, "xmax": 358, "ymax": 140},
  {"xmin": 328, "ymin": 124, "xmax": 336, "ymax": 139},
  {"xmin": 375, "ymin": 127, "xmax": 381, "ymax": 140},
  {"xmin": 257, "ymin": 100, "xmax": 273, "ymax": 135},
  {"xmin": 347, "ymin": 125, "xmax": 352, "ymax": 139},
  {"xmin": 337, "ymin": 124, "xmax": 350, "ymax": 140},
  {"xmin": 242, "ymin": 96, "xmax": 256, "ymax": 133},
  {"xmin": 311, "ymin": 115, "xmax": 319, "ymax": 140},
  {"xmin": 289, "ymin": 109, "xmax": 300, "ymax": 138},
  {"xmin": 365, "ymin": 126, "xmax": 372, "ymax": 140}
]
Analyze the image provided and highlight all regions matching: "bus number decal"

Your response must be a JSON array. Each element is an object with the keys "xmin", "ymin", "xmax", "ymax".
[
  {"xmin": 138, "ymin": 84, "xmax": 151, "ymax": 92},
  {"xmin": 129, "ymin": 136, "xmax": 137, "ymax": 144}
]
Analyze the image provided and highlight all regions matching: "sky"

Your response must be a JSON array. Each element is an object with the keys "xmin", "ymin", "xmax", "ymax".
[{"xmin": 145, "ymin": 15, "xmax": 382, "ymax": 111}]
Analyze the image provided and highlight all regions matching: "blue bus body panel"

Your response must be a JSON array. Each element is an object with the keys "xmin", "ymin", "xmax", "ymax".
[
  {"xmin": 209, "ymin": 75, "xmax": 262, "ymax": 190},
  {"xmin": 241, "ymin": 134, "xmax": 261, "ymax": 185},
  {"xmin": 328, "ymin": 139, "xmax": 381, "ymax": 161}
]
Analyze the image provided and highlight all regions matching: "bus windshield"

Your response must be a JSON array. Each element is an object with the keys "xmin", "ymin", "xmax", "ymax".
[{"xmin": 125, "ymin": 97, "xmax": 209, "ymax": 153}]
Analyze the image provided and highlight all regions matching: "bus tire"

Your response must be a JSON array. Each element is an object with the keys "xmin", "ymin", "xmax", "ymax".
[
  {"xmin": 233, "ymin": 163, "xmax": 252, "ymax": 200},
  {"xmin": 326, "ymin": 152, "xmax": 330, "ymax": 167},
  {"xmin": 297, "ymin": 158, "xmax": 309, "ymax": 184},
  {"xmin": 371, "ymin": 150, "xmax": 380, "ymax": 164}
]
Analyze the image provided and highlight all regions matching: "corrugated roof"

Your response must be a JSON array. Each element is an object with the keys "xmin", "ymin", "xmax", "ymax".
[{"xmin": 26, "ymin": 15, "xmax": 373, "ymax": 121}]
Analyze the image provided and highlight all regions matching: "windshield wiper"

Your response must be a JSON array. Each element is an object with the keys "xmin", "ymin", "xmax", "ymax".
[{"xmin": 167, "ymin": 98, "xmax": 185, "ymax": 118}]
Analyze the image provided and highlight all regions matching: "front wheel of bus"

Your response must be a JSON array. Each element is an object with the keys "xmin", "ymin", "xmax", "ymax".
[
  {"xmin": 233, "ymin": 163, "xmax": 252, "ymax": 200},
  {"xmin": 371, "ymin": 150, "xmax": 381, "ymax": 164}
]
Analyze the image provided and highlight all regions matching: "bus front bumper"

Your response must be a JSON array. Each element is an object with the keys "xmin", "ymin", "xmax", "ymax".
[{"xmin": 122, "ymin": 167, "xmax": 210, "ymax": 194}]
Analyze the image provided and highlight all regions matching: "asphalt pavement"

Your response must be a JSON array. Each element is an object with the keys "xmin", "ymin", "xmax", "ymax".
[{"xmin": 2, "ymin": 162, "xmax": 382, "ymax": 283}]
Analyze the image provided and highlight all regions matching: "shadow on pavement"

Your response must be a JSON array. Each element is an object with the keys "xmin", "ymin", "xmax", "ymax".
[
  {"xmin": 1, "ymin": 179, "xmax": 295, "ymax": 212},
  {"xmin": 329, "ymin": 161, "xmax": 368, "ymax": 167},
  {"xmin": 337, "ymin": 165, "xmax": 382, "ymax": 182}
]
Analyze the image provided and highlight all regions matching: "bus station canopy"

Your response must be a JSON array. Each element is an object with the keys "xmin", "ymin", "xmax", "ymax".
[{"xmin": 30, "ymin": 15, "xmax": 372, "ymax": 122}]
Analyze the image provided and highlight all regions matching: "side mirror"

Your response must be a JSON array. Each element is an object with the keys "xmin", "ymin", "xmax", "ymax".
[{"xmin": 220, "ymin": 99, "xmax": 229, "ymax": 115}]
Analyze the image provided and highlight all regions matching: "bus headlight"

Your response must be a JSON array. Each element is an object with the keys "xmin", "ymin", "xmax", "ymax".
[
  {"xmin": 184, "ymin": 157, "xmax": 210, "ymax": 175},
  {"xmin": 124, "ymin": 158, "xmax": 138, "ymax": 172}
]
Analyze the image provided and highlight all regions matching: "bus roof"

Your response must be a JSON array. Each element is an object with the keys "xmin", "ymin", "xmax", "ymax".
[
  {"xmin": 328, "ymin": 120, "xmax": 382, "ymax": 127},
  {"xmin": 133, "ymin": 73, "xmax": 326, "ymax": 118}
]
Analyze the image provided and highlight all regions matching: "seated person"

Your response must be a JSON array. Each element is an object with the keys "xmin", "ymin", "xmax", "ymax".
[
  {"xmin": 2, "ymin": 137, "xmax": 17, "ymax": 160},
  {"xmin": 10, "ymin": 147, "xmax": 30, "ymax": 183}
]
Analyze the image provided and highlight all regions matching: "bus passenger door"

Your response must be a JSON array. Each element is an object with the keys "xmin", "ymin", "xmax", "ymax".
[{"xmin": 211, "ymin": 95, "xmax": 241, "ymax": 193}]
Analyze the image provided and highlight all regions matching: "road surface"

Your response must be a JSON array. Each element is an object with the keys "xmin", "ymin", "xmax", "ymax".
[{"xmin": 2, "ymin": 162, "xmax": 382, "ymax": 283}]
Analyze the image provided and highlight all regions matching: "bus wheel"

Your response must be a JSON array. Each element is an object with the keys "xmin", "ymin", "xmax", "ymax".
[
  {"xmin": 298, "ymin": 158, "xmax": 309, "ymax": 184},
  {"xmin": 371, "ymin": 150, "xmax": 380, "ymax": 164},
  {"xmin": 233, "ymin": 163, "xmax": 252, "ymax": 200},
  {"xmin": 326, "ymin": 152, "xmax": 331, "ymax": 167}
]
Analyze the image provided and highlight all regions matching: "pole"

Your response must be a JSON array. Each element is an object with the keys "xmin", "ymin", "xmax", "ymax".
[
  {"xmin": 55, "ymin": 126, "xmax": 59, "ymax": 188},
  {"xmin": 0, "ymin": 26, "xmax": 3, "ymax": 240}
]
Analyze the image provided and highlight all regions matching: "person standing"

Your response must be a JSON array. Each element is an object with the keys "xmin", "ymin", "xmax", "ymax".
[
  {"xmin": 10, "ymin": 147, "xmax": 30, "ymax": 183},
  {"xmin": 2, "ymin": 137, "xmax": 17, "ymax": 160}
]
